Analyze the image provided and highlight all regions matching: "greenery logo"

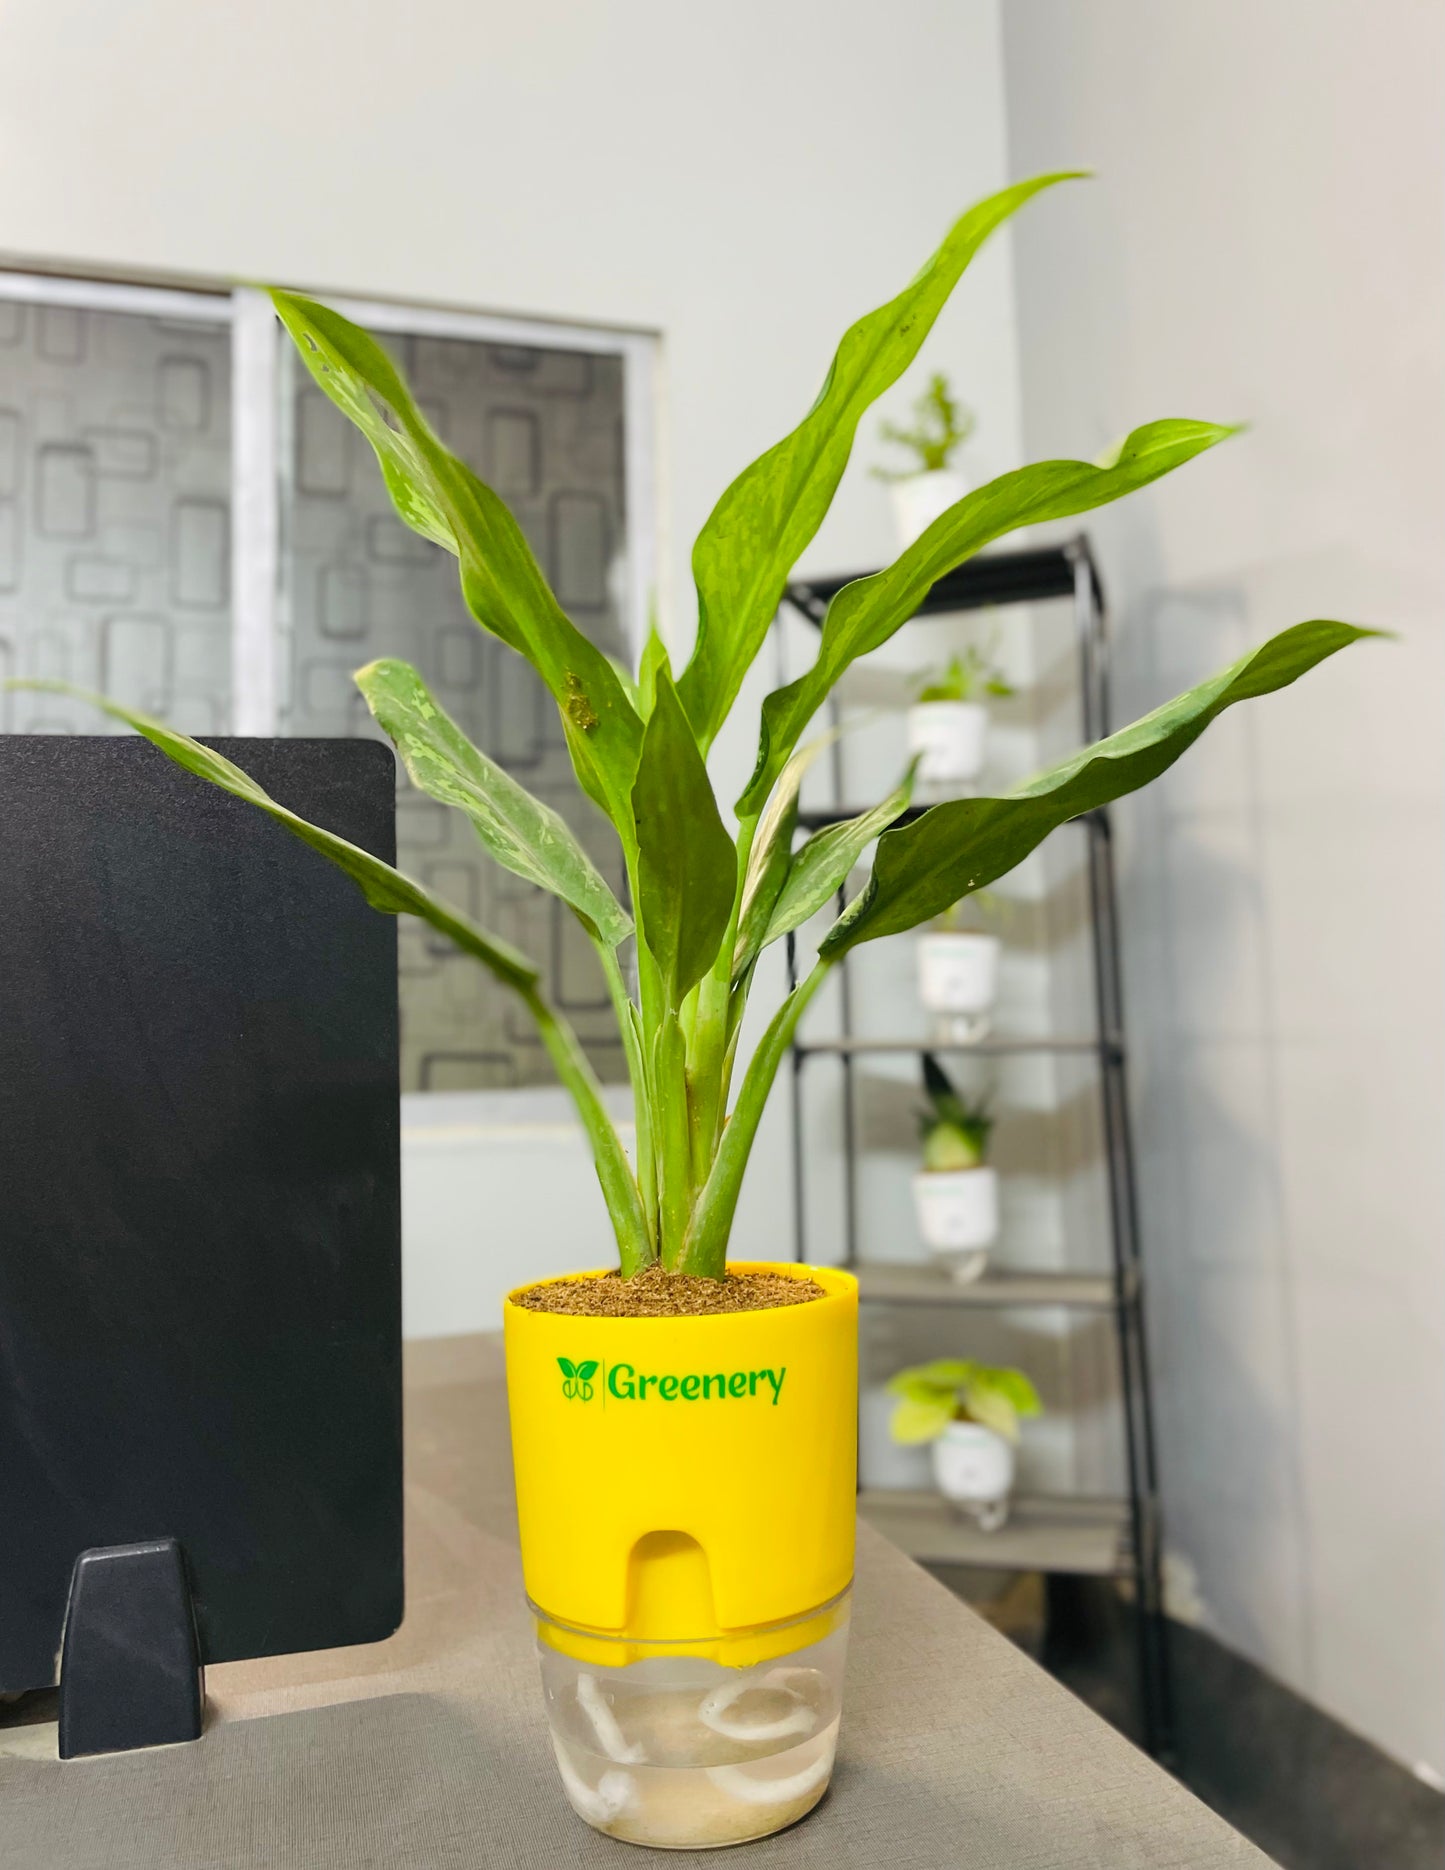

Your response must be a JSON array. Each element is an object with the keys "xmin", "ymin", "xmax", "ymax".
[
  {"xmin": 550, "ymin": 1358, "xmax": 789, "ymax": 1407},
  {"xmin": 557, "ymin": 1356, "xmax": 598, "ymax": 1401}
]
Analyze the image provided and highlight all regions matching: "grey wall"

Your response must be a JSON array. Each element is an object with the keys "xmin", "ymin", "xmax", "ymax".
[{"xmin": 1001, "ymin": 0, "xmax": 1445, "ymax": 1775}]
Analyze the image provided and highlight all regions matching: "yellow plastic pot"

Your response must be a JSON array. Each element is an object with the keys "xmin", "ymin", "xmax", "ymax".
[{"xmin": 503, "ymin": 1262, "xmax": 858, "ymax": 1847}]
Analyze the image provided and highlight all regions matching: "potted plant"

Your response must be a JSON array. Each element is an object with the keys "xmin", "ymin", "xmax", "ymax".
[
  {"xmin": 888, "ymin": 1358, "xmax": 1042, "ymax": 1530},
  {"xmin": 26, "ymin": 171, "xmax": 1374, "ymax": 1847},
  {"xmin": 913, "ymin": 1053, "xmax": 998, "ymax": 1282},
  {"xmin": 916, "ymin": 895, "xmax": 1002, "ymax": 1040},
  {"xmin": 906, "ymin": 643, "xmax": 1013, "ymax": 787},
  {"xmin": 873, "ymin": 369, "xmax": 977, "ymax": 546}
]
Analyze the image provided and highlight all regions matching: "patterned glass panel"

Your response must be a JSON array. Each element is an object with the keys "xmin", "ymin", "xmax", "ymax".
[
  {"xmin": 280, "ymin": 332, "xmax": 631, "ymax": 1093},
  {"xmin": 0, "ymin": 301, "xmax": 232, "ymax": 735}
]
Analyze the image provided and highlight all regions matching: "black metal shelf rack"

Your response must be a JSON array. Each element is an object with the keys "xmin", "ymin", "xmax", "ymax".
[{"xmin": 781, "ymin": 534, "xmax": 1172, "ymax": 1757}]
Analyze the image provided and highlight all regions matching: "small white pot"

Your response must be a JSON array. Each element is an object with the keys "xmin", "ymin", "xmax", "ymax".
[
  {"xmin": 890, "ymin": 468, "xmax": 970, "ymax": 548},
  {"xmin": 916, "ymin": 932, "xmax": 1000, "ymax": 1040},
  {"xmin": 906, "ymin": 700, "xmax": 987, "ymax": 785},
  {"xmin": 912, "ymin": 1166, "xmax": 998, "ymax": 1280},
  {"xmin": 931, "ymin": 1422, "xmax": 1015, "ymax": 1530}
]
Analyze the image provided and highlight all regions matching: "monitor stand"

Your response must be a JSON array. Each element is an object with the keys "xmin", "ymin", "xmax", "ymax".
[{"xmin": 57, "ymin": 1539, "xmax": 203, "ymax": 1758}]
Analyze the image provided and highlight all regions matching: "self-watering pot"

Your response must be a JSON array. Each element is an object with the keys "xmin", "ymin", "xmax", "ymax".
[
  {"xmin": 912, "ymin": 1166, "xmax": 998, "ymax": 1283},
  {"xmin": 890, "ymin": 467, "xmax": 970, "ymax": 548},
  {"xmin": 931, "ymin": 1420, "xmax": 1015, "ymax": 1530},
  {"xmin": 504, "ymin": 1264, "xmax": 858, "ymax": 1849},
  {"xmin": 906, "ymin": 698, "xmax": 987, "ymax": 786},
  {"xmin": 916, "ymin": 931, "xmax": 1001, "ymax": 1040}
]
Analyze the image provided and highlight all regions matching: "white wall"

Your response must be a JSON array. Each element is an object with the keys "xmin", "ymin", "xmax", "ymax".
[
  {"xmin": 0, "ymin": 1, "xmax": 1026, "ymax": 1325},
  {"xmin": 1001, "ymin": 0, "xmax": 1445, "ymax": 1775}
]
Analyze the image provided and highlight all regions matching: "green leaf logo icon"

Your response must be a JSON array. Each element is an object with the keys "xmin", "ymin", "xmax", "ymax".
[{"xmin": 557, "ymin": 1355, "xmax": 594, "ymax": 1401}]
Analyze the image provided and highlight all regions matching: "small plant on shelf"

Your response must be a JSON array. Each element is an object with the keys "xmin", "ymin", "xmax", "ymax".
[
  {"xmin": 919, "ymin": 1053, "xmax": 993, "ymax": 1172},
  {"xmin": 875, "ymin": 370, "xmax": 981, "ymax": 548},
  {"xmin": 888, "ymin": 1357, "xmax": 1042, "ymax": 1530},
  {"xmin": 906, "ymin": 640, "xmax": 1011, "ymax": 789},
  {"xmin": 915, "ymin": 645, "xmax": 1013, "ymax": 704},
  {"xmin": 873, "ymin": 371, "xmax": 976, "ymax": 480},
  {"xmin": 913, "ymin": 1053, "xmax": 999, "ymax": 1281},
  {"xmin": 888, "ymin": 1356, "xmax": 1042, "ymax": 1445}
]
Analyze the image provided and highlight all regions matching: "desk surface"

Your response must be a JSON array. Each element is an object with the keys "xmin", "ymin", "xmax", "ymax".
[{"xmin": 0, "ymin": 1333, "xmax": 1273, "ymax": 1868}]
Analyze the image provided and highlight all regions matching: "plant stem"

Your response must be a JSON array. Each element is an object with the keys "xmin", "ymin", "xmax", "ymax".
[
  {"xmin": 653, "ymin": 1010, "xmax": 693, "ymax": 1267},
  {"xmin": 597, "ymin": 937, "xmax": 658, "ymax": 1258},
  {"xmin": 522, "ymin": 982, "xmax": 651, "ymax": 1273},
  {"xmin": 688, "ymin": 811, "xmax": 759, "ymax": 1167},
  {"xmin": 679, "ymin": 958, "xmax": 832, "ymax": 1276}
]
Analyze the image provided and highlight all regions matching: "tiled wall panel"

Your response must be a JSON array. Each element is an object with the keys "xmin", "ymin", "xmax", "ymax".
[{"xmin": 0, "ymin": 302, "xmax": 232, "ymax": 738}]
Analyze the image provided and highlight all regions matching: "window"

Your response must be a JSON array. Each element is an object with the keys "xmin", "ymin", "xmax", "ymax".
[
  {"xmin": 0, "ymin": 274, "xmax": 657, "ymax": 1093},
  {"xmin": 0, "ymin": 282, "xmax": 233, "ymax": 733}
]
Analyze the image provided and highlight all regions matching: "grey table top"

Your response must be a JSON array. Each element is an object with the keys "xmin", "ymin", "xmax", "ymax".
[{"xmin": 0, "ymin": 1332, "xmax": 1274, "ymax": 1868}]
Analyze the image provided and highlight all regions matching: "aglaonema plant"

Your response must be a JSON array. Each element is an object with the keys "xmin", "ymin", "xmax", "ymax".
[{"xmin": 38, "ymin": 174, "xmax": 1376, "ymax": 1281}]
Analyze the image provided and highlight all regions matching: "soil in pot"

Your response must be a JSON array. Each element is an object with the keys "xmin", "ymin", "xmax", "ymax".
[{"xmin": 513, "ymin": 1263, "xmax": 826, "ymax": 1318}]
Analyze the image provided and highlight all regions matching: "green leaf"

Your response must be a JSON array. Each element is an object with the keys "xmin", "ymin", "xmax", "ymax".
[
  {"xmin": 740, "ymin": 418, "xmax": 1238, "ymax": 814},
  {"xmin": 528, "ymin": 992, "xmax": 652, "ymax": 1274},
  {"xmin": 679, "ymin": 171, "xmax": 1083, "ymax": 750},
  {"xmin": 889, "ymin": 1396, "xmax": 955, "ymax": 1446},
  {"xmin": 761, "ymin": 765, "xmax": 915, "ymax": 951},
  {"xmin": 22, "ymin": 682, "xmax": 540, "ymax": 990},
  {"xmin": 355, "ymin": 657, "xmax": 632, "ymax": 947},
  {"xmin": 631, "ymin": 671, "xmax": 737, "ymax": 1005},
  {"xmin": 920, "ymin": 1056, "xmax": 991, "ymax": 1163},
  {"xmin": 557, "ymin": 1357, "xmax": 577, "ymax": 1380},
  {"xmin": 886, "ymin": 1374, "xmax": 954, "ymax": 1408},
  {"xmin": 730, "ymin": 727, "xmax": 840, "ymax": 983},
  {"xmin": 608, "ymin": 655, "xmax": 641, "ymax": 712},
  {"xmin": 575, "ymin": 1360, "xmax": 600, "ymax": 1382},
  {"xmin": 922, "ymin": 1124, "xmax": 987, "ymax": 1173},
  {"xmin": 889, "ymin": 1359, "xmax": 979, "ymax": 1397},
  {"xmin": 272, "ymin": 291, "xmax": 644, "ymax": 842},
  {"xmin": 273, "ymin": 297, "xmax": 457, "ymax": 557},
  {"xmin": 981, "ymin": 1368, "xmax": 1043, "ymax": 1417},
  {"xmin": 638, "ymin": 625, "xmax": 672, "ymax": 719},
  {"xmin": 822, "ymin": 620, "xmax": 1381, "ymax": 955},
  {"xmin": 961, "ymin": 1385, "xmax": 1021, "ymax": 1443},
  {"xmin": 921, "ymin": 1052, "xmax": 965, "ymax": 1127}
]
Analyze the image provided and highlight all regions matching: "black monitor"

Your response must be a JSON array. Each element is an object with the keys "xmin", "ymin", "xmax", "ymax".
[{"xmin": 0, "ymin": 736, "xmax": 403, "ymax": 1734}]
